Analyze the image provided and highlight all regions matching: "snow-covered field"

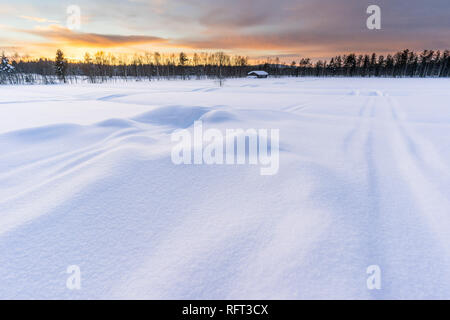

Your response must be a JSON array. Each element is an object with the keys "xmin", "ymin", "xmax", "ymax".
[{"xmin": 1, "ymin": 78, "xmax": 450, "ymax": 299}]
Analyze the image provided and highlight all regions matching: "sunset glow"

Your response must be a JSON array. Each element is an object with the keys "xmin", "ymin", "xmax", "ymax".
[{"xmin": 1, "ymin": 0, "xmax": 449, "ymax": 61}]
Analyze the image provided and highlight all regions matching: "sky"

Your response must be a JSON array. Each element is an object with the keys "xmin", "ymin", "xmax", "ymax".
[{"xmin": 0, "ymin": 0, "xmax": 449, "ymax": 61}]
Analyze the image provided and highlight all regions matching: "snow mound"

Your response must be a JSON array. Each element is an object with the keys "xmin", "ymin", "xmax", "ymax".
[
  {"xmin": 132, "ymin": 105, "xmax": 210, "ymax": 128},
  {"xmin": 200, "ymin": 110, "xmax": 237, "ymax": 123},
  {"xmin": 96, "ymin": 118, "xmax": 138, "ymax": 129}
]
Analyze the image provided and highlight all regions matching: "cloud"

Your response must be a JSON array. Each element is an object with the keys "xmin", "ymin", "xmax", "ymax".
[
  {"xmin": 19, "ymin": 15, "xmax": 60, "ymax": 24},
  {"xmin": 1, "ymin": 0, "xmax": 448, "ymax": 60},
  {"xmin": 18, "ymin": 25, "xmax": 168, "ymax": 48},
  {"xmin": 176, "ymin": 28, "xmax": 449, "ymax": 56}
]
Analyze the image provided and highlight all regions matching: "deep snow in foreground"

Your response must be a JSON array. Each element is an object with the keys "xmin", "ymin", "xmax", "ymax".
[{"xmin": 1, "ymin": 78, "xmax": 450, "ymax": 299}]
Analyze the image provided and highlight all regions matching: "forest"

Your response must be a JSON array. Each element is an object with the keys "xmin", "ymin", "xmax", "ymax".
[{"xmin": 1, "ymin": 48, "xmax": 449, "ymax": 84}]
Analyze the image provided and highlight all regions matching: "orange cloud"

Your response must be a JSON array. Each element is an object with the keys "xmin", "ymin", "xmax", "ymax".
[
  {"xmin": 19, "ymin": 15, "xmax": 60, "ymax": 24},
  {"xmin": 18, "ymin": 25, "xmax": 168, "ymax": 48}
]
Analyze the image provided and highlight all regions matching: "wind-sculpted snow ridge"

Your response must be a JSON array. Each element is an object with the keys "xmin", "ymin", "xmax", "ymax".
[{"xmin": 0, "ymin": 78, "xmax": 450, "ymax": 299}]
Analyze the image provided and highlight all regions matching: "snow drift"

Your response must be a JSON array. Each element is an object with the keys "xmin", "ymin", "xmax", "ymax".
[{"xmin": 0, "ymin": 78, "xmax": 450, "ymax": 299}]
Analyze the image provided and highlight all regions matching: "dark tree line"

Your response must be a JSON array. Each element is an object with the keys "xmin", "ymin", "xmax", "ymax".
[
  {"xmin": 1, "ymin": 49, "xmax": 449, "ymax": 84},
  {"xmin": 292, "ymin": 50, "xmax": 450, "ymax": 78}
]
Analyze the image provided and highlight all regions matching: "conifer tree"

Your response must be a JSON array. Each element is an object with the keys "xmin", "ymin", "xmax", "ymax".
[{"xmin": 55, "ymin": 49, "xmax": 67, "ymax": 83}]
